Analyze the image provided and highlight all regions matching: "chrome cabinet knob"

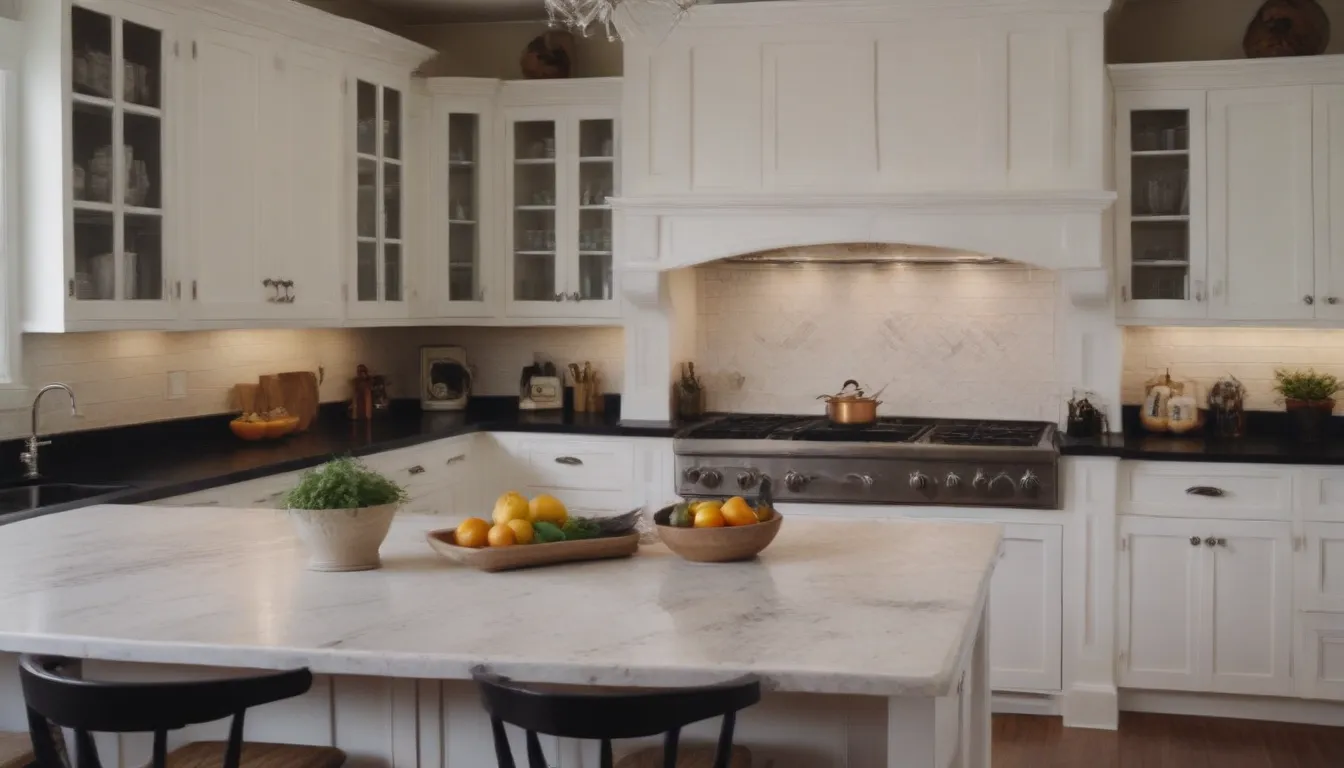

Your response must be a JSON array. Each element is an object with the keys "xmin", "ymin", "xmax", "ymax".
[
  {"xmin": 909, "ymin": 471, "xmax": 931, "ymax": 491},
  {"xmin": 784, "ymin": 471, "xmax": 809, "ymax": 493},
  {"xmin": 1330, "ymin": 297, "xmax": 1340, "ymax": 305},
  {"xmin": 1216, "ymin": 538, "xmax": 1227, "ymax": 547},
  {"xmin": 944, "ymin": 472, "xmax": 963, "ymax": 490},
  {"xmin": 971, "ymin": 471, "xmax": 989, "ymax": 492},
  {"xmin": 1190, "ymin": 536, "xmax": 1202, "ymax": 546},
  {"xmin": 737, "ymin": 471, "xmax": 759, "ymax": 491},
  {"xmin": 700, "ymin": 469, "xmax": 722, "ymax": 489},
  {"xmin": 1204, "ymin": 536, "xmax": 1217, "ymax": 547},
  {"xmin": 1019, "ymin": 470, "xmax": 1040, "ymax": 496},
  {"xmin": 1305, "ymin": 295, "xmax": 1316, "ymax": 305}
]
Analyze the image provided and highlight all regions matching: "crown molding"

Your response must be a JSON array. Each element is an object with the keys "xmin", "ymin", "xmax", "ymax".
[
  {"xmin": 611, "ymin": 190, "xmax": 1116, "ymax": 215},
  {"xmin": 1110, "ymin": 54, "xmax": 1344, "ymax": 90},
  {"xmin": 498, "ymin": 77, "xmax": 623, "ymax": 107},
  {"xmin": 424, "ymin": 77, "xmax": 501, "ymax": 97}
]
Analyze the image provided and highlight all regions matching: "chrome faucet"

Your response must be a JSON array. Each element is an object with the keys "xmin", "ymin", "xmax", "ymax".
[{"xmin": 20, "ymin": 383, "xmax": 78, "ymax": 480}]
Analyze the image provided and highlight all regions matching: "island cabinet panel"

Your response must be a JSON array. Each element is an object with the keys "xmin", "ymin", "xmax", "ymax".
[
  {"xmin": 988, "ymin": 524, "xmax": 1062, "ymax": 692},
  {"xmin": 1296, "ymin": 612, "xmax": 1344, "ymax": 701}
]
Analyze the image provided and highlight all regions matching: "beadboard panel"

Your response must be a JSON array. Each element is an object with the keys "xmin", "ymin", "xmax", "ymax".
[{"xmin": 693, "ymin": 261, "xmax": 1059, "ymax": 419}]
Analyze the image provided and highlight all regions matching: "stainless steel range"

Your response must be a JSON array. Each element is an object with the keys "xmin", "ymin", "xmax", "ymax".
[{"xmin": 674, "ymin": 415, "xmax": 1059, "ymax": 509}]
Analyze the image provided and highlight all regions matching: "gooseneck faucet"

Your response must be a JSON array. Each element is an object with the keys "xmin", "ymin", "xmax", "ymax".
[{"xmin": 20, "ymin": 383, "xmax": 78, "ymax": 480}]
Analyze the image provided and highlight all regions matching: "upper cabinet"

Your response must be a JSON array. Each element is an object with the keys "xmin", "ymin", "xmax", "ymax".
[
  {"xmin": 1113, "ymin": 57, "xmax": 1344, "ymax": 327},
  {"xmin": 19, "ymin": 0, "xmax": 434, "ymax": 332},
  {"xmin": 348, "ymin": 73, "xmax": 410, "ymax": 321}
]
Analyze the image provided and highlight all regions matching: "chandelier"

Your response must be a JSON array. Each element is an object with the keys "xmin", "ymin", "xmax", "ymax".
[{"xmin": 544, "ymin": 0, "xmax": 699, "ymax": 41}]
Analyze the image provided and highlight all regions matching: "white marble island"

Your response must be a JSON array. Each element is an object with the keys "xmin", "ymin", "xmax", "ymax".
[{"xmin": 0, "ymin": 506, "xmax": 999, "ymax": 768}]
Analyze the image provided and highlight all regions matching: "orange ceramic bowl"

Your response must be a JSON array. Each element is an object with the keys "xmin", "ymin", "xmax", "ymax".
[
  {"xmin": 229, "ymin": 419, "xmax": 269, "ymax": 441},
  {"xmin": 264, "ymin": 416, "xmax": 301, "ymax": 438}
]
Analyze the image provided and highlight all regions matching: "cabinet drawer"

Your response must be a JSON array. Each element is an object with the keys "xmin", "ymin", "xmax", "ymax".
[
  {"xmin": 1298, "ymin": 469, "xmax": 1344, "ymax": 522},
  {"xmin": 1120, "ymin": 462, "xmax": 1292, "ymax": 520},
  {"xmin": 1296, "ymin": 613, "xmax": 1344, "ymax": 701},
  {"xmin": 523, "ymin": 440, "xmax": 634, "ymax": 492}
]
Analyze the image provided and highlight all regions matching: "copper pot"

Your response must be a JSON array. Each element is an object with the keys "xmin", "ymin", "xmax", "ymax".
[{"xmin": 818, "ymin": 380, "xmax": 881, "ymax": 424}]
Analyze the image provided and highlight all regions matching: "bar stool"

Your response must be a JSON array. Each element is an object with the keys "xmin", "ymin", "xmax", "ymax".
[
  {"xmin": 20, "ymin": 655, "xmax": 345, "ymax": 768},
  {"xmin": 473, "ymin": 667, "xmax": 760, "ymax": 768},
  {"xmin": 0, "ymin": 730, "xmax": 34, "ymax": 768}
]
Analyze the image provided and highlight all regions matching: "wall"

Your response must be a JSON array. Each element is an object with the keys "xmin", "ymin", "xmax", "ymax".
[
  {"xmin": 693, "ymin": 261, "xmax": 1060, "ymax": 420},
  {"xmin": 1108, "ymin": 0, "xmax": 1344, "ymax": 63},
  {"xmin": 0, "ymin": 326, "xmax": 623, "ymax": 440},
  {"xmin": 410, "ymin": 21, "xmax": 622, "ymax": 78},
  {"xmin": 1122, "ymin": 327, "xmax": 1344, "ymax": 411}
]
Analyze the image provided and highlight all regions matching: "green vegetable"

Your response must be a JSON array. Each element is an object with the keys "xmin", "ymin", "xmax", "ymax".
[
  {"xmin": 533, "ymin": 521, "xmax": 566, "ymax": 543},
  {"xmin": 1274, "ymin": 368, "xmax": 1342, "ymax": 403},
  {"xmin": 670, "ymin": 503, "xmax": 693, "ymax": 528},
  {"xmin": 284, "ymin": 456, "xmax": 407, "ymax": 510},
  {"xmin": 561, "ymin": 517, "xmax": 602, "ymax": 541}
]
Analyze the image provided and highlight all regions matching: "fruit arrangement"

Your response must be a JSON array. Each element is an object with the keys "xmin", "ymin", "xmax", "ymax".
[
  {"xmin": 452, "ymin": 491, "xmax": 638, "ymax": 549},
  {"xmin": 230, "ymin": 407, "xmax": 300, "ymax": 440},
  {"xmin": 666, "ymin": 496, "xmax": 774, "ymax": 529}
]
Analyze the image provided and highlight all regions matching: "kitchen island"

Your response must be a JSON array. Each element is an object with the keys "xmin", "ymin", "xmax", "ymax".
[{"xmin": 0, "ymin": 506, "xmax": 999, "ymax": 768}]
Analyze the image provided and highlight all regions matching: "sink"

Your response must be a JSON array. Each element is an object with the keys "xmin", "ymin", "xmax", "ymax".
[{"xmin": 0, "ymin": 481, "xmax": 131, "ymax": 516}]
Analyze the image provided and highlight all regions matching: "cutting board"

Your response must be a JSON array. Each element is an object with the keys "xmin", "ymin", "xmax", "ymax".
[{"xmin": 250, "ymin": 372, "xmax": 319, "ymax": 431}]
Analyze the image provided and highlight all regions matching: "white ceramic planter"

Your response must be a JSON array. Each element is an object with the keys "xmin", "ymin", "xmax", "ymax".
[{"xmin": 287, "ymin": 503, "xmax": 398, "ymax": 572}]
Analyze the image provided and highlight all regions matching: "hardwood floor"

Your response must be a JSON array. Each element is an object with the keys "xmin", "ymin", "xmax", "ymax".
[{"xmin": 993, "ymin": 713, "xmax": 1344, "ymax": 767}]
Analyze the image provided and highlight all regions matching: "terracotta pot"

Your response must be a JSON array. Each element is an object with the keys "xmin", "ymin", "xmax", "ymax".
[
  {"xmin": 288, "ymin": 503, "xmax": 398, "ymax": 572},
  {"xmin": 1286, "ymin": 398, "xmax": 1335, "ymax": 442}
]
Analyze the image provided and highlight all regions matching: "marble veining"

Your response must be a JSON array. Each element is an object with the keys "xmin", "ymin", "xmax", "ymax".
[{"xmin": 0, "ymin": 506, "xmax": 1000, "ymax": 697}]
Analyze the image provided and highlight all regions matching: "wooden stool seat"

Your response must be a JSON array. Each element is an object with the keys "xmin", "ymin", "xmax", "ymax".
[
  {"xmin": 165, "ymin": 741, "xmax": 345, "ymax": 768},
  {"xmin": 0, "ymin": 731, "xmax": 34, "ymax": 768},
  {"xmin": 616, "ymin": 745, "xmax": 752, "ymax": 768}
]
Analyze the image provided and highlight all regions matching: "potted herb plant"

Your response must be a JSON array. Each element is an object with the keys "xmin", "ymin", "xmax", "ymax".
[
  {"xmin": 1274, "ymin": 368, "xmax": 1341, "ymax": 442},
  {"xmin": 284, "ymin": 457, "xmax": 408, "ymax": 572}
]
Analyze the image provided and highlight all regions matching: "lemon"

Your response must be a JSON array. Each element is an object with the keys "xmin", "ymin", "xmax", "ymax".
[
  {"xmin": 455, "ymin": 517, "xmax": 491, "ymax": 549},
  {"xmin": 691, "ymin": 500, "xmax": 723, "ymax": 517},
  {"xmin": 492, "ymin": 491, "xmax": 531, "ymax": 526},
  {"xmin": 528, "ymin": 494, "xmax": 569, "ymax": 526},
  {"xmin": 720, "ymin": 496, "xmax": 758, "ymax": 527},
  {"xmin": 487, "ymin": 523, "xmax": 517, "ymax": 547},
  {"xmin": 506, "ymin": 518, "xmax": 535, "ymax": 545},
  {"xmin": 693, "ymin": 506, "xmax": 726, "ymax": 528}
]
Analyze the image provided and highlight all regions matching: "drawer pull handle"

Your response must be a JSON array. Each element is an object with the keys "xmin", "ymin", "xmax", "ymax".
[
  {"xmin": 555, "ymin": 456, "xmax": 584, "ymax": 466},
  {"xmin": 408, "ymin": 465, "xmax": 426, "ymax": 475},
  {"xmin": 445, "ymin": 455, "xmax": 466, "ymax": 466},
  {"xmin": 1185, "ymin": 486, "xmax": 1225, "ymax": 498}
]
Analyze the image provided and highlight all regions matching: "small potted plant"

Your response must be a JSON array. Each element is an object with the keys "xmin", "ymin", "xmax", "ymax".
[
  {"xmin": 284, "ymin": 457, "xmax": 408, "ymax": 572},
  {"xmin": 1274, "ymin": 368, "xmax": 1341, "ymax": 442}
]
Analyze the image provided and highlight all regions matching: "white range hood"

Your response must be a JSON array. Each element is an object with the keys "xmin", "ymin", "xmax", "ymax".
[{"xmin": 611, "ymin": 0, "xmax": 1116, "ymax": 277}]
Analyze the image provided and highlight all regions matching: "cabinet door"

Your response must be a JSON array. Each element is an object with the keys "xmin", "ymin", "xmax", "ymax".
[
  {"xmin": 1314, "ymin": 86, "xmax": 1344, "ymax": 318},
  {"xmin": 1206, "ymin": 520, "xmax": 1293, "ymax": 695},
  {"xmin": 1297, "ymin": 612, "xmax": 1344, "ymax": 701},
  {"xmin": 348, "ymin": 77, "xmax": 409, "ymax": 320},
  {"xmin": 1117, "ymin": 516, "xmax": 1205, "ymax": 691},
  {"xmin": 68, "ymin": 0, "xmax": 177, "ymax": 322},
  {"xmin": 988, "ymin": 523, "xmax": 1062, "ymax": 692},
  {"xmin": 1207, "ymin": 86, "xmax": 1315, "ymax": 320},
  {"xmin": 1115, "ymin": 90, "xmax": 1208, "ymax": 321},
  {"xmin": 438, "ymin": 101, "xmax": 494, "ymax": 317},
  {"xmin": 186, "ymin": 21, "xmax": 270, "ymax": 320},
  {"xmin": 1302, "ymin": 522, "xmax": 1344, "ymax": 613},
  {"xmin": 506, "ymin": 110, "xmax": 564, "ymax": 315},
  {"xmin": 567, "ymin": 109, "xmax": 620, "ymax": 318}
]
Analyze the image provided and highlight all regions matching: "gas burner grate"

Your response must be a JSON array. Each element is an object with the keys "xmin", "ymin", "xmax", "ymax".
[
  {"xmin": 773, "ymin": 418, "xmax": 935, "ymax": 443},
  {"xmin": 682, "ymin": 415, "xmax": 816, "ymax": 440},
  {"xmin": 924, "ymin": 421, "xmax": 1050, "ymax": 447}
]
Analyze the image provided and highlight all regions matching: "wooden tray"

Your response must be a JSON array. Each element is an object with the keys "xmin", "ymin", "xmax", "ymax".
[{"xmin": 425, "ymin": 529, "xmax": 641, "ymax": 572}]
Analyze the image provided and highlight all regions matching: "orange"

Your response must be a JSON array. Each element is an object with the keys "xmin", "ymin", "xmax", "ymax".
[
  {"xmin": 487, "ymin": 523, "xmax": 517, "ymax": 547},
  {"xmin": 492, "ymin": 491, "xmax": 531, "ymax": 525},
  {"xmin": 455, "ymin": 517, "xmax": 491, "ymax": 549},
  {"xmin": 720, "ymin": 496, "xmax": 758, "ymax": 527},
  {"xmin": 692, "ymin": 506, "xmax": 726, "ymax": 528},
  {"xmin": 506, "ymin": 518, "xmax": 535, "ymax": 545}
]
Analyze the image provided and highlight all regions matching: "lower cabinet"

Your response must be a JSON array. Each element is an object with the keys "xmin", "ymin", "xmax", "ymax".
[
  {"xmin": 988, "ymin": 523, "xmax": 1062, "ymax": 692},
  {"xmin": 1296, "ymin": 612, "xmax": 1344, "ymax": 700},
  {"xmin": 1118, "ymin": 515, "xmax": 1293, "ymax": 696}
]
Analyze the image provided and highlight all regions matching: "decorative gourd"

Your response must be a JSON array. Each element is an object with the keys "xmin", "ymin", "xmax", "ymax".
[
  {"xmin": 1244, "ymin": 0, "xmax": 1330, "ymax": 58},
  {"xmin": 1167, "ymin": 391, "xmax": 1203, "ymax": 434}
]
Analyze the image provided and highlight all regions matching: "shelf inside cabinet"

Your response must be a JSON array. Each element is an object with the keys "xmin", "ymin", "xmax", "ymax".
[
  {"xmin": 449, "ymin": 161, "xmax": 476, "ymax": 168},
  {"xmin": 579, "ymin": 251, "xmax": 613, "ymax": 256},
  {"xmin": 515, "ymin": 250, "xmax": 556, "ymax": 256},
  {"xmin": 515, "ymin": 158, "xmax": 556, "ymax": 165},
  {"xmin": 579, "ymin": 156, "xmax": 615, "ymax": 162},
  {"xmin": 72, "ymin": 93, "xmax": 115, "ymax": 113},
  {"xmin": 1133, "ymin": 260, "xmax": 1190, "ymax": 268},
  {"xmin": 516, "ymin": 205, "xmax": 556, "ymax": 211},
  {"xmin": 579, "ymin": 204, "xmax": 611, "ymax": 211},
  {"xmin": 124, "ymin": 102, "xmax": 162, "ymax": 119},
  {"xmin": 1132, "ymin": 150, "xmax": 1188, "ymax": 157},
  {"xmin": 1132, "ymin": 215, "xmax": 1189, "ymax": 222},
  {"xmin": 449, "ymin": 219, "xmax": 476, "ymax": 225}
]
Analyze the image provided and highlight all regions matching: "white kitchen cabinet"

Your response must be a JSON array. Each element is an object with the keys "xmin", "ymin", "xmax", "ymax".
[
  {"xmin": 1296, "ymin": 612, "xmax": 1344, "ymax": 700},
  {"xmin": 1206, "ymin": 86, "xmax": 1315, "ymax": 321},
  {"xmin": 1300, "ymin": 522, "xmax": 1344, "ymax": 613},
  {"xmin": 1115, "ymin": 90, "xmax": 1208, "ymax": 320},
  {"xmin": 989, "ymin": 523, "xmax": 1062, "ymax": 692},
  {"xmin": 346, "ymin": 71, "xmax": 411, "ymax": 322},
  {"xmin": 1119, "ymin": 515, "xmax": 1293, "ymax": 696},
  {"xmin": 1314, "ymin": 85, "xmax": 1344, "ymax": 318},
  {"xmin": 501, "ymin": 79, "xmax": 621, "ymax": 321},
  {"xmin": 1119, "ymin": 461, "xmax": 1293, "ymax": 521}
]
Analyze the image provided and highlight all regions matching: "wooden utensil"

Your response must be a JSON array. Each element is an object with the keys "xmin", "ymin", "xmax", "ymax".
[
  {"xmin": 425, "ymin": 530, "xmax": 640, "ymax": 572},
  {"xmin": 256, "ymin": 374, "xmax": 284, "ymax": 415},
  {"xmin": 277, "ymin": 371, "xmax": 320, "ymax": 431},
  {"xmin": 231, "ymin": 383, "xmax": 259, "ymax": 415}
]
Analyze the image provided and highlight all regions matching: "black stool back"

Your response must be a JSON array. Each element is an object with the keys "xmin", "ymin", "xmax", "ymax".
[
  {"xmin": 20, "ymin": 654, "xmax": 314, "ymax": 768},
  {"xmin": 472, "ymin": 667, "xmax": 761, "ymax": 768}
]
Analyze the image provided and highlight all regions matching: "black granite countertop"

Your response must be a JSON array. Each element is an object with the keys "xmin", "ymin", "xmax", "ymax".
[{"xmin": 0, "ymin": 398, "xmax": 691, "ymax": 524}]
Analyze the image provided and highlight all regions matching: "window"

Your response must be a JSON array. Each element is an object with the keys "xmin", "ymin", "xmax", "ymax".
[{"xmin": 0, "ymin": 14, "xmax": 26, "ymax": 407}]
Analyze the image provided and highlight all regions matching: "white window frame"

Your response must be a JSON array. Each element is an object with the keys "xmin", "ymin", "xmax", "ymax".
[{"xmin": 0, "ymin": 14, "xmax": 27, "ymax": 409}]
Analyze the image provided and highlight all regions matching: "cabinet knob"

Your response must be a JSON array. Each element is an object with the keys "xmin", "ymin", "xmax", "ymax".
[
  {"xmin": 1216, "ymin": 538, "xmax": 1227, "ymax": 547},
  {"xmin": 1204, "ymin": 536, "xmax": 1217, "ymax": 547},
  {"xmin": 1185, "ymin": 486, "xmax": 1225, "ymax": 497},
  {"xmin": 1330, "ymin": 297, "xmax": 1340, "ymax": 305},
  {"xmin": 1305, "ymin": 295, "xmax": 1316, "ymax": 305},
  {"xmin": 553, "ymin": 292, "xmax": 564, "ymax": 302},
  {"xmin": 1189, "ymin": 536, "xmax": 1202, "ymax": 547},
  {"xmin": 554, "ymin": 456, "xmax": 583, "ymax": 466}
]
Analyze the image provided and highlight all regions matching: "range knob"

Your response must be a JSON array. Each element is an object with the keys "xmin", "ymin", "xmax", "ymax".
[
  {"xmin": 989, "ymin": 472, "xmax": 1016, "ymax": 497},
  {"xmin": 909, "ymin": 471, "xmax": 931, "ymax": 491},
  {"xmin": 700, "ymin": 469, "xmax": 723, "ymax": 489},
  {"xmin": 784, "ymin": 471, "xmax": 809, "ymax": 493},
  {"xmin": 1019, "ymin": 470, "xmax": 1041, "ymax": 496},
  {"xmin": 945, "ymin": 472, "xmax": 963, "ymax": 491},
  {"xmin": 737, "ymin": 471, "xmax": 759, "ymax": 491},
  {"xmin": 683, "ymin": 467, "xmax": 703, "ymax": 483},
  {"xmin": 971, "ymin": 471, "xmax": 989, "ymax": 493}
]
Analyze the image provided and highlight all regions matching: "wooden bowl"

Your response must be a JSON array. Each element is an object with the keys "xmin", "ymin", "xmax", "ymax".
[
  {"xmin": 653, "ymin": 506, "xmax": 783, "ymax": 563},
  {"xmin": 265, "ymin": 416, "xmax": 301, "ymax": 438},
  {"xmin": 229, "ymin": 419, "xmax": 269, "ymax": 441}
]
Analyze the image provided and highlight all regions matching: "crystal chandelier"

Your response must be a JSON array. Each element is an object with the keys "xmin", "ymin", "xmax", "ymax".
[{"xmin": 544, "ymin": 0, "xmax": 699, "ymax": 41}]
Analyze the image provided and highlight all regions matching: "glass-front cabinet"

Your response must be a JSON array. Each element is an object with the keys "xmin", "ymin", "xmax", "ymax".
[
  {"xmin": 67, "ymin": 1, "xmax": 174, "ymax": 321},
  {"xmin": 502, "ymin": 85, "xmax": 620, "ymax": 319},
  {"xmin": 351, "ymin": 77, "xmax": 406, "ymax": 318},
  {"xmin": 429, "ymin": 80, "xmax": 497, "ymax": 317},
  {"xmin": 1116, "ymin": 90, "xmax": 1208, "ymax": 321}
]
